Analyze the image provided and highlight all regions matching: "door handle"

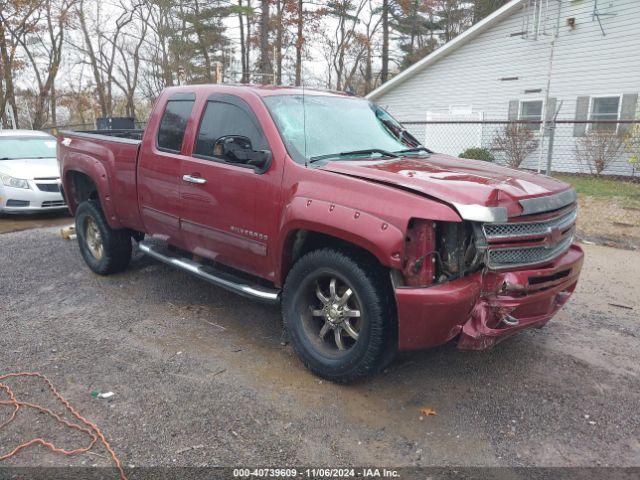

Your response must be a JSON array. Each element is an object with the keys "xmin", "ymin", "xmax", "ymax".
[{"xmin": 182, "ymin": 174, "xmax": 207, "ymax": 184}]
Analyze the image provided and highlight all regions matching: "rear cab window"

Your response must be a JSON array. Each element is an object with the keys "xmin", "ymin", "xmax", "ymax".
[{"xmin": 157, "ymin": 95, "xmax": 195, "ymax": 153}]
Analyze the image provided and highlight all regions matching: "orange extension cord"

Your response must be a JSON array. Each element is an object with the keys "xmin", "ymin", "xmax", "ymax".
[{"xmin": 0, "ymin": 372, "xmax": 126, "ymax": 480}]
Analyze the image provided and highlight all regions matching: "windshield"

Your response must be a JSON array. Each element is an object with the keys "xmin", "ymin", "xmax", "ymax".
[
  {"xmin": 263, "ymin": 95, "xmax": 421, "ymax": 164},
  {"xmin": 0, "ymin": 136, "xmax": 57, "ymax": 160}
]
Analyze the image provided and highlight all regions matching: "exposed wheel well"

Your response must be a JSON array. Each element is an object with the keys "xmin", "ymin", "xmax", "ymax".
[
  {"xmin": 67, "ymin": 171, "xmax": 99, "ymax": 210},
  {"xmin": 282, "ymin": 229, "xmax": 387, "ymax": 284}
]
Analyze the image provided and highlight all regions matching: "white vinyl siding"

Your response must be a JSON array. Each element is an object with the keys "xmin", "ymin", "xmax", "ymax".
[{"xmin": 373, "ymin": 0, "xmax": 640, "ymax": 175}]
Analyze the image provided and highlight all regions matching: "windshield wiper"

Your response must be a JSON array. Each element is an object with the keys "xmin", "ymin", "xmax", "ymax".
[
  {"xmin": 309, "ymin": 149, "xmax": 399, "ymax": 164},
  {"xmin": 394, "ymin": 146, "xmax": 433, "ymax": 155},
  {"xmin": 0, "ymin": 157, "xmax": 13, "ymax": 160}
]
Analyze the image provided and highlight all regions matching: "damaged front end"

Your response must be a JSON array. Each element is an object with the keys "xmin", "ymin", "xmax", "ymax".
[
  {"xmin": 457, "ymin": 244, "xmax": 583, "ymax": 350},
  {"xmin": 399, "ymin": 219, "xmax": 484, "ymax": 288},
  {"xmin": 394, "ymin": 203, "xmax": 584, "ymax": 351}
]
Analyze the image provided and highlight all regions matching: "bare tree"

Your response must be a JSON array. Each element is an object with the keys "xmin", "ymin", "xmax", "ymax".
[
  {"xmin": 0, "ymin": 0, "xmax": 42, "ymax": 128},
  {"xmin": 272, "ymin": 0, "xmax": 281, "ymax": 84},
  {"xmin": 258, "ymin": 0, "xmax": 271, "ymax": 81},
  {"xmin": 0, "ymin": 20, "xmax": 21, "ymax": 127},
  {"xmin": 492, "ymin": 125, "xmax": 539, "ymax": 169},
  {"xmin": 380, "ymin": 0, "xmax": 389, "ymax": 84},
  {"xmin": 237, "ymin": 0, "xmax": 250, "ymax": 83},
  {"xmin": 1, "ymin": 0, "xmax": 513, "ymax": 126},
  {"xmin": 322, "ymin": 0, "xmax": 368, "ymax": 91},
  {"xmin": 294, "ymin": 0, "xmax": 304, "ymax": 85},
  {"xmin": 245, "ymin": 0, "xmax": 254, "ymax": 82},
  {"xmin": 361, "ymin": 0, "xmax": 382, "ymax": 94},
  {"xmin": 74, "ymin": 0, "xmax": 138, "ymax": 117},
  {"xmin": 576, "ymin": 129, "xmax": 625, "ymax": 176},
  {"xmin": 57, "ymin": 66, "xmax": 95, "ymax": 126},
  {"xmin": 140, "ymin": 0, "xmax": 177, "ymax": 94},
  {"xmin": 112, "ymin": 8, "xmax": 150, "ymax": 118},
  {"xmin": 292, "ymin": 0, "xmax": 322, "ymax": 86},
  {"xmin": 6, "ymin": 0, "xmax": 76, "ymax": 128},
  {"xmin": 264, "ymin": 0, "xmax": 313, "ymax": 86}
]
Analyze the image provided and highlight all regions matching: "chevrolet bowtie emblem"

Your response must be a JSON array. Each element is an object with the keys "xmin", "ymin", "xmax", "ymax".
[{"xmin": 548, "ymin": 226, "xmax": 562, "ymax": 243}]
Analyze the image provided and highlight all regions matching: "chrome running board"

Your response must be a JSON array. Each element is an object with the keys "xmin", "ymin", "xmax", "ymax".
[{"xmin": 138, "ymin": 241, "xmax": 280, "ymax": 304}]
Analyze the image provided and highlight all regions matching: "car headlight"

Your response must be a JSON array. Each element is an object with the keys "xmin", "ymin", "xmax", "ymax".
[{"xmin": 0, "ymin": 173, "xmax": 30, "ymax": 189}]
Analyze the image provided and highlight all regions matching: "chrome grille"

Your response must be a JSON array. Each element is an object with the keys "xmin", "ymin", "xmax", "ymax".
[
  {"xmin": 483, "ymin": 205, "xmax": 577, "ymax": 269},
  {"xmin": 483, "ymin": 209, "xmax": 576, "ymax": 240},
  {"xmin": 487, "ymin": 233, "xmax": 574, "ymax": 268}
]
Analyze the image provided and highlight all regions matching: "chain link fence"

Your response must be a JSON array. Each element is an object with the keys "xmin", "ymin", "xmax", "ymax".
[
  {"xmin": 401, "ymin": 119, "xmax": 640, "ymax": 178},
  {"xmin": 400, "ymin": 118, "xmax": 640, "ymax": 249},
  {"xmin": 49, "ymin": 118, "xmax": 640, "ymax": 179},
  {"xmin": 43, "ymin": 118, "xmax": 640, "ymax": 248}
]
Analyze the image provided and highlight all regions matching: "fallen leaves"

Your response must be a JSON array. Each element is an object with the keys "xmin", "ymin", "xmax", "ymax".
[{"xmin": 419, "ymin": 407, "xmax": 437, "ymax": 417}]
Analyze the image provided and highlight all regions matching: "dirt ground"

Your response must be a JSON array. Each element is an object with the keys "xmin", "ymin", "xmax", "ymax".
[
  {"xmin": 0, "ymin": 211, "xmax": 72, "ymax": 234},
  {"xmin": 576, "ymin": 195, "xmax": 640, "ymax": 250},
  {"xmin": 1, "ymin": 224, "xmax": 639, "ymax": 472}
]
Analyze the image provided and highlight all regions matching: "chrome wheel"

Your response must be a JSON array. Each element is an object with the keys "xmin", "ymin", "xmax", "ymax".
[
  {"xmin": 283, "ymin": 248, "xmax": 395, "ymax": 382},
  {"xmin": 300, "ymin": 274, "xmax": 362, "ymax": 354},
  {"xmin": 84, "ymin": 216, "xmax": 104, "ymax": 260}
]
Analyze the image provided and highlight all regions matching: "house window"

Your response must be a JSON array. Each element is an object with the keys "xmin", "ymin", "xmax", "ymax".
[
  {"xmin": 590, "ymin": 96, "xmax": 620, "ymax": 132},
  {"xmin": 519, "ymin": 100, "xmax": 543, "ymax": 131}
]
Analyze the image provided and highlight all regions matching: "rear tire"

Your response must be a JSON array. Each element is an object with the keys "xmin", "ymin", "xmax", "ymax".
[
  {"xmin": 283, "ymin": 248, "xmax": 396, "ymax": 383},
  {"xmin": 75, "ymin": 200, "xmax": 131, "ymax": 275}
]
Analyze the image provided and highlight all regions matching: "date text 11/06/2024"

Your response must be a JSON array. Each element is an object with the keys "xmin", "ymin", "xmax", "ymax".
[{"xmin": 233, "ymin": 468, "xmax": 400, "ymax": 478}]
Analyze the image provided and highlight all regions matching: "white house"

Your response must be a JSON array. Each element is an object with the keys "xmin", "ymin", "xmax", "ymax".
[{"xmin": 367, "ymin": 0, "xmax": 640, "ymax": 176}]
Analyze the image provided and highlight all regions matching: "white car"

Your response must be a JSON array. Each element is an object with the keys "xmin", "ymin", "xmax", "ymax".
[{"xmin": 0, "ymin": 129, "xmax": 67, "ymax": 213}]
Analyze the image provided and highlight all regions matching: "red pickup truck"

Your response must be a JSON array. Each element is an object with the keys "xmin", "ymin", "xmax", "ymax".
[{"xmin": 58, "ymin": 85, "xmax": 584, "ymax": 382}]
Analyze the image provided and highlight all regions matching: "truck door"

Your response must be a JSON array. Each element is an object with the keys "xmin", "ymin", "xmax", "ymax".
[
  {"xmin": 137, "ymin": 92, "xmax": 195, "ymax": 247},
  {"xmin": 179, "ymin": 94, "xmax": 274, "ymax": 278}
]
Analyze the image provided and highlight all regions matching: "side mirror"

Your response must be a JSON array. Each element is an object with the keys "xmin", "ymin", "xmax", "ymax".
[
  {"xmin": 246, "ymin": 149, "xmax": 271, "ymax": 169},
  {"xmin": 214, "ymin": 135, "xmax": 271, "ymax": 170}
]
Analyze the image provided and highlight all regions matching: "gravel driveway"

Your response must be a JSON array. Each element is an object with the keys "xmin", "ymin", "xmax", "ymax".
[{"xmin": 1, "ymin": 226, "xmax": 639, "ymax": 470}]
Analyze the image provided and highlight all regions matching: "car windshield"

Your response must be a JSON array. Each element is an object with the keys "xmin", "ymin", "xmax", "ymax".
[
  {"xmin": 263, "ymin": 94, "xmax": 422, "ymax": 164},
  {"xmin": 0, "ymin": 137, "xmax": 57, "ymax": 160}
]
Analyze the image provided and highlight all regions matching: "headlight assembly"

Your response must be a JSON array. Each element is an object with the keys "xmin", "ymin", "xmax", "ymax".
[
  {"xmin": 0, "ymin": 173, "xmax": 30, "ymax": 189},
  {"xmin": 401, "ymin": 219, "xmax": 484, "ymax": 286}
]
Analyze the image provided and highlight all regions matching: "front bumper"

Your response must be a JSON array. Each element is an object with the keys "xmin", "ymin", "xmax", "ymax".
[
  {"xmin": 394, "ymin": 244, "xmax": 584, "ymax": 351},
  {"xmin": 0, "ymin": 181, "xmax": 67, "ymax": 213}
]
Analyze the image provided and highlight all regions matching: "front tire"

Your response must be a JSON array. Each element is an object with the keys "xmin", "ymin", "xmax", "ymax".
[
  {"xmin": 75, "ymin": 200, "xmax": 131, "ymax": 275},
  {"xmin": 283, "ymin": 248, "xmax": 396, "ymax": 383}
]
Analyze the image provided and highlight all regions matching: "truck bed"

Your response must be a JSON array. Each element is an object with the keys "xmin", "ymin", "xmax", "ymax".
[
  {"xmin": 61, "ymin": 129, "xmax": 144, "ymax": 142},
  {"xmin": 58, "ymin": 129, "xmax": 145, "ymax": 231}
]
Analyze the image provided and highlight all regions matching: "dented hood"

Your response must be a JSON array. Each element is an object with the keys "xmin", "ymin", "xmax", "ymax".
[{"xmin": 320, "ymin": 153, "xmax": 575, "ymax": 221}]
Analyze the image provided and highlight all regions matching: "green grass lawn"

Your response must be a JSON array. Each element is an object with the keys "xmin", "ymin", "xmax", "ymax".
[{"xmin": 553, "ymin": 173, "xmax": 640, "ymax": 207}]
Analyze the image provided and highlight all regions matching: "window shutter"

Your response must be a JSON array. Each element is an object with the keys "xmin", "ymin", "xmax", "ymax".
[
  {"xmin": 619, "ymin": 93, "xmax": 638, "ymax": 134},
  {"xmin": 573, "ymin": 96, "xmax": 590, "ymax": 137},
  {"xmin": 508, "ymin": 100, "xmax": 519, "ymax": 121},
  {"xmin": 545, "ymin": 97, "xmax": 557, "ymax": 122}
]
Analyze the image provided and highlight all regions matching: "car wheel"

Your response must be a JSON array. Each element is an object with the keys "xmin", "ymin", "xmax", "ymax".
[
  {"xmin": 283, "ymin": 248, "xmax": 396, "ymax": 383},
  {"xmin": 75, "ymin": 200, "xmax": 131, "ymax": 275}
]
